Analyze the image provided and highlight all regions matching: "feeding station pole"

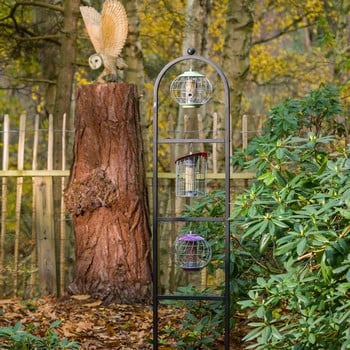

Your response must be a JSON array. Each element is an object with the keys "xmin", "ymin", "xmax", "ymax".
[{"xmin": 152, "ymin": 48, "xmax": 231, "ymax": 349}]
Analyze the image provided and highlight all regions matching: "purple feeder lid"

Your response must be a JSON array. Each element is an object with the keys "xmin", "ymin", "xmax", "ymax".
[{"xmin": 178, "ymin": 232, "xmax": 205, "ymax": 242}]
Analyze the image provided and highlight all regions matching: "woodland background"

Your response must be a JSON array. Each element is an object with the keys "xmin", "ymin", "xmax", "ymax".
[
  {"xmin": 1, "ymin": 0, "xmax": 349, "ymax": 146},
  {"xmin": 0, "ymin": 0, "xmax": 350, "ymax": 348}
]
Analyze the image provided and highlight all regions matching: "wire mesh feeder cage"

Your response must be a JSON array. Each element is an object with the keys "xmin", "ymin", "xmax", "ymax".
[
  {"xmin": 174, "ymin": 231, "xmax": 212, "ymax": 271},
  {"xmin": 170, "ymin": 70, "xmax": 213, "ymax": 108},
  {"xmin": 175, "ymin": 152, "xmax": 208, "ymax": 198}
]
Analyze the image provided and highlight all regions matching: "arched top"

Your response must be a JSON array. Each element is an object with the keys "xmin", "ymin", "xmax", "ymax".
[{"xmin": 153, "ymin": 52, "xmax": 230, "ymax": 110}]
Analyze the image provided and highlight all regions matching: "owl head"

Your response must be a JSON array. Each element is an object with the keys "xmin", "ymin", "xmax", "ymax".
[{"xmin": 88, "ymin": 53, "xmax": 103, "ymax": 70}]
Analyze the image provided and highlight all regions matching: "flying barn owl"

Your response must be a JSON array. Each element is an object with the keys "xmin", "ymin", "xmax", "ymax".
[{"xmin": 80, "ymin": 0, "xmax": 128, "ymax": 83}]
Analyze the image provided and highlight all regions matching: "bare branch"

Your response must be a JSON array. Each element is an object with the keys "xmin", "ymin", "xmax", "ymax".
[
  {"xmin": 14, "ymin": 34, "xmax": 61, "ymax": 45},
  {"xmin": 18, "ymin": 78, "xmax": 56, "ymax": 85},
  {"xmin": 11, "ymin": 1, "xmax": 63, "ymax": 15},
  {"xmin": 252, "ymin": 13, "xmax": 314, "ymax": 46},
  {"xmin": 0, "ymin": 2, "xmax": 63, "ymax": 46}
]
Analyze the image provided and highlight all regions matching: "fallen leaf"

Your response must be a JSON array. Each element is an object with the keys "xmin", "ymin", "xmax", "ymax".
[
  {"xmin": 83, "ymin": 300, "xmax": 102, "ymax": 308},
  {"xmin": 0, "ymin": 299, "xmax": 18, "ymax": 305},
  {"xmin": 70, "ymin": 294, "xmax": 91, "ymax": 300}
]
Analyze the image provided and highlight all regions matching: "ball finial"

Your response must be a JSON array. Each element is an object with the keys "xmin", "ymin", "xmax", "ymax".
[{"xmin": 187, "ymin": 48, "xmax": 196, "ymax": 55}]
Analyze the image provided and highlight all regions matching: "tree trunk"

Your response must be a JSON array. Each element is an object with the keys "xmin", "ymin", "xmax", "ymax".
[
  {"xmin": 182, "ymin": 0, "xmax": 211, "ymax": 56},
  {"xmin": 175, "ymin": 0, "xmax": 212, "ymax": 159},
  {"xmin": 52, "ymin": 0, "xmax": 79, "ymax": 295},
  {"xmin": 334, "ymin": 0, "xmax": 350, "ymax": 145},
  {"xmin": 222, "ymin": 0, "xmax": 254, "ymax": 137},
  {"xmin": 65, "ymin": 83, "xmax": 152, "ymax": 304},
  {"xmin": 121, "ymin": 0, "xmax": 149, "ymax": 154},
  {"xmin": 179, "ymin": 0, "xmax": 212, "ymax": 141},
  {"xmin": 122, "ymin": 0, "xmax": 145, "ymax": 92}
]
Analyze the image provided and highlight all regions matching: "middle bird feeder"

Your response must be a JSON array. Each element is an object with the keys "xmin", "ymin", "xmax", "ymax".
[{"xmin": 175, "ymin": 152, "xmax": 208, "ymax": 198}]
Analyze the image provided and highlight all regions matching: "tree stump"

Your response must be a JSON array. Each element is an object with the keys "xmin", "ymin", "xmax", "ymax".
[{"xmin": 65, "ymin": 83, "xmax": 152, "ymax": 304}]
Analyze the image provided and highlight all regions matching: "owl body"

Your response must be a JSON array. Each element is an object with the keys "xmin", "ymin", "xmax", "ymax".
[{"xmin": 80, "ymin": 0, "xmax": 128, "ymax": 83}]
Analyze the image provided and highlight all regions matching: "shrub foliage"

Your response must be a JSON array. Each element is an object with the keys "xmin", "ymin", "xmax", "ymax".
[
  {"xmin": 232, "ymin": 84, "xmax": 350, "ymax": 349},
  {"xmin": 159, "ymin": 84, "xmax": 349, "ymax": 349}
]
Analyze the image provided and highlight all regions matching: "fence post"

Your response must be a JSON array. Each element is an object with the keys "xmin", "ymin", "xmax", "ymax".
[
  {"xmin": 34, "ymin": 177, "xmax": 57, "ymax": 295},
  {"xmin": 29, "ymin": 114, "xmax": 40, "ymax": 295},
  {"xmin": 0, "ymin": 115, "xmax": 10, "ymax": 295},
  {"xmin": 242, "ymin": 114, "xmax": 248, "ymax": 150},
  {"xmin": 34, "ymin": 114, "xmax": 57, "ymax": 295},
  {"xmin": 60, "ymin": 113, "xmax": 67, "ymax": 296},
  {"xmin": 14, "ymin": 114, "xmax": 26, "ymax": 296}
]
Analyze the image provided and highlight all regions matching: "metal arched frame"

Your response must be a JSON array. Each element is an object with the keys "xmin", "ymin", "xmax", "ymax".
[{"xmin": 152, "ymin": 51, "xmax": 231, "ymax": 349}]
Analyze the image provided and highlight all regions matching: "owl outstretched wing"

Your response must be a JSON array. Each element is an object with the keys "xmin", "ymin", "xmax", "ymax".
[
  {"xmin": 80, "ymin": 5, "xmax": 102, "ymax": 53},
  {"xmin": 100, "ymin": 0, "xmax": 128, "ymax": 58}
]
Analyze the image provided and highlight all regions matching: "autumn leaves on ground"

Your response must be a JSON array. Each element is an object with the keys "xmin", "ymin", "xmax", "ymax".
[{"xmin": 0, "ymin": 296, "xmax": 248, "ymax": 349}]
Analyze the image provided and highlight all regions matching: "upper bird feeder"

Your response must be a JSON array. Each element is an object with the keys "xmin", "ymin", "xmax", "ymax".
[
  {"xmin": 175, "ymin": 152, "xmax": 208, "ymax": 198},
  {"xmin": 170, "ymin": 69, "xmax": 213, "ymax": 108},
  {"xmin": 174, "ymin": 231, "xmax": 212, "ymax": 271}
]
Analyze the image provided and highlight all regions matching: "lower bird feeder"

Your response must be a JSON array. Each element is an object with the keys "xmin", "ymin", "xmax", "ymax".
[
  {"xmin": 175, "ymin": 152, "xmax": 207, "ymax": 197},
  {"xmin": 174, "ymin": 231, "xmax": 212, "ymax": 271}
]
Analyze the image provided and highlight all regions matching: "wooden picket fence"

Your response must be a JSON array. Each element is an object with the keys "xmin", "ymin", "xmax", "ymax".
[
  {"xmin": 0, "ymin": 113, "xmax": 257, "ymax": 299},
  {"xmin": 0, "ymin": 114, "xmax": 70, "ymax": 298}
]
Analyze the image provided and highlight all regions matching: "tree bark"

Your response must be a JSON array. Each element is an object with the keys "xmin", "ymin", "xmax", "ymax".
[
  {"xmin": 122, "ymin": 0, "xmax": 145, "ymax": 92},
  {"xmin": 121, "ymin": 0, "xmax": 149, "ymax": 147},
  {"xmin": 53, "ymin": 0, "xmax": 79, "ymax": 295},
  {"xmin": 222, "ymin": 0, "xmax": 254, "ymax": 135},
  {"xmin": 182, "ymin": 0, "xmax": 211, "ymax": 56},
  {"xmin": 175, "ymin": 0, "xmax": 212, "ymax": 158},
  {"xmin": 66, "ymin": 83, "xmax": 152, "ymax": 305}
]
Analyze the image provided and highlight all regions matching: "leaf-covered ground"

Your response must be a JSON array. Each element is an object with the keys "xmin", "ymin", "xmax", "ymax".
[{"xmin": 0, "ymin": 296, "xmax": 248, "ymax": 349}]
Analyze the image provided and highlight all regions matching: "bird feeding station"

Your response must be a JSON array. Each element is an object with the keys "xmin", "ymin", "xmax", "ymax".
[
  {"xmin": 175, "ymin": 152, "xmax": 208, "ymax": 197},
  {"xmin": 170, "ymin": 69, "xmax": 213, "ymax": 108},
  {"xmin": 152, "ymin": 48, "xmax": 231, "ymax": 349},
  {"xmin": 174, "ymin": 231, "xmax": 212, "ymax": 271}
]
